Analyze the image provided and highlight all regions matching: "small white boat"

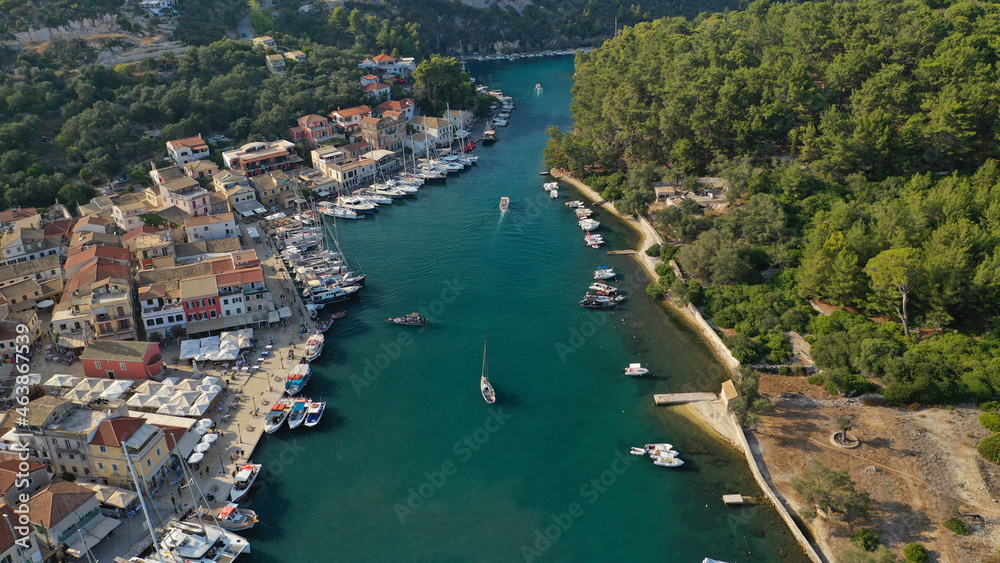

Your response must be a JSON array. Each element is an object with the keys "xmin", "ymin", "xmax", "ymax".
[
  {"xmin": 579, "ymin": 218, "xmax": 600, "ymax": 231},
  {"xmin": 229, "ymin": 463, "xmax": 262, "ymax": 501},
  {"xmin": 593, "ymin": 266, "xmax": 616, "ymax": 280},
  {"xmin": 286, "ymin": 397, "xmax": 310, "ymax": 429},
  {"xmin": 303, "ymin": 333, "xmax": 324, "ymax": 362},
  {"xmin": 589, "ymin": 282, "xmax": 617, "ymax": 293},
  {"xmin": 543, "ymin": 182, "xmax": 559, "ymax": 191},
  {"xmin": 645, "ymin": 443, "xmax": 675, "ymax": 453},
  {"xmin": 193, "ymin": 503, "xmax": 259, "ymax": 532},
  {"xmin": 630, "ymin": 447, "xmax": 647, "ymax": 456},
  {"xmin": 565, "ymin": 200, "xmax": 585, "ymax": 208},
  {"xmin": 285, "ymin": 363, "xmax": 311, "ymax": 395},
  {"xmin": 499, "ymin": 196, "xmax": 509, "ymax": 211},
  {"xmin": 160, "ymin": 520, "xmax": 250, "ymax": 562},
  {"xmin": 550, "ymin": 188, "xmax": 559, "ymax": 199},
  {"xmin": 263, "ymin": 402, "xmax": 290, "ymax": 434},
  {"xmin": 652, "ymin": 455, "xmax": 684, "ymax": 468},
  {"xmin": 575, "ymin": 208, "xmax": 593, "ymax": 218},
  {"xmin": 481, "ymin": 331, "xmax": 495, "ymax": 404},
  {"xmin": 623, "ymin": 363, "xmax": 649, "ymax": 376},
  {"xmin": 339, "ymin": 196, "xmax": 378, "ymax": 214},
  {"xmin": 304, "ymin": 401, "xmax": 326, "ymax": 427}
]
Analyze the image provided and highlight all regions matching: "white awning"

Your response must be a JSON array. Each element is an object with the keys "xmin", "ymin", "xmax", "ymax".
[{"xmin": 66, "ymin": 515, "xmax": 120, "ymax": 557}]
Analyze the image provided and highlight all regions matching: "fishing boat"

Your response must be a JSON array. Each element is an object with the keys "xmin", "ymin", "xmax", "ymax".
[
  {"xmin": 482, "ymin": 129, "xmax": 499, "ymax": 144},
  {"xmin": 575, "ymin": 208, "xmax": 593, "ymax": 219},
  {"xmin": 304, "ymin": 401, "xmax": 326, "ymax": 427},
  {"xmin": 630, "ymin": 447, "xmax": 647, "ymax": 456},
  {"xmin": 303, "ymin": 334, "xmax": 324, "ymax": 362},
  {"xmin": 285, "ymin": 363, "xmax": 311, "ymax": 395},
  {"xmin": 481, "ymin": 330, "xmax": 496, "ymax": 404},
  {"xmin": 330, "ymin": 310, "xmax": 347, "ymax": 319},
  {"xmin": 287, "ymin": 398, "xmax": 310, "ymax": 429},
  {"xmin": 229, "ymin": 463, "xmax": 262, "ymax": 501},
  {"xmin": 263, "ymin": 402, "xmax": 290, "ymax": 434},
  {"xmin": 159, "ymin": 520, "xmax": 251, "ymax": 562},
  {"xmin": 317, "ymin": 316, "xmax": 335, "ymax": 333},
  {"xmin": 585, "ymin": 233, "xmax": 604, "ymax": 248},
  {"xmin": 193, "ymin": 503, "xmax": 259, "ymax": 532},
  {"xmin": 499, "ymin": 196, "xmax": 509, "ymax": 211},
  {"xmin": 387, "ymin": 312, "xmax": 427, "ymax": 326},
  {"xmin": 593, "ymin": 266, "xmax": 617, "ymax": 280},
  {"xmin": 623, "ymin": 363, "xmax": 649, "ymax": 376},
  {"xmin": 565, "ymin": 200, "xmax": 585, "ymax": 208}
]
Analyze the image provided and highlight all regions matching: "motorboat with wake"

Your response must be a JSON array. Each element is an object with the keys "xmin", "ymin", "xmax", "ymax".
[
  {"xmin": 387, "ymin": 312, "xmax": 427, "ymax": 326},
  {"xmin": 500, "ymin": 197, "xmax": 509, "ymax": 211}
]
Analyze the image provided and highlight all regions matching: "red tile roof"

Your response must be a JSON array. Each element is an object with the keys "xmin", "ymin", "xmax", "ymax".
[
  {"xmin": 64, "ymin": 245, "xmax": 131, "ymax": 271},
  {"xmin": 64, "ymin": 262, "xmax": 131, "ymax": 295},
  {"xmin": 153, "ymin": 425, "xmax": 186, "ymax": 451},
  {"xmin": 329, "ymin": 105, "xmax": 371, "ymax": 119},
  {"xmin": 0, "ymin": 208, "xmax": 37, "ymax": 223},
  {"xmin": 372, "ymin": 54, "xmax": 395, "ymax": 62},
  {"xmin": 167, "ymin": 135, "xmax": 208, "ymax": 150},
  {"xmin": 0, "ymin": 459, "xmax": 45, "ymax": 494},
  {"xmin": 42, "ymin": 218, "xmax": 74, "ymax": 238},
  {"xmin": 0, "ymin": 504, "xmax": 32, "ymax": 551},
  {"xmin": 215, "ymin": 266, "xmax": 265, "ymax": 288},
  {"xmin": 90, "ymin": 417, "xmax": 146, "ymax": 448},
  {"xmin": 121, "ymin": 225, "xmax": 166, "ymax": 243},
  {"xmin": 362, "ymin": 82, "xmax": 391, "ymax": 93},
  {"xmin": 26, "ymin": 481, "xmax": 96, "ymax": 529}
]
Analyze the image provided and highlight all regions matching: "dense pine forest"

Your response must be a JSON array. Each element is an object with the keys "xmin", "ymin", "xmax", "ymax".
[{"xmin": 545, "ymin": 0, "xmax": 1000, "ymax": 404}]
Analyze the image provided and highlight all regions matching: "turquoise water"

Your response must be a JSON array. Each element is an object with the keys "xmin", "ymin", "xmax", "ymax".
[{"xmin": 244, "ymin": 57, "xmax": 807, "ymax": 563}]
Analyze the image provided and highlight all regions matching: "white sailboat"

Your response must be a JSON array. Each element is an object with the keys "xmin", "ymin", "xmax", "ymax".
[{"xmin": 481, "ymin": 330, "xmax": 496, "ymax": 404}]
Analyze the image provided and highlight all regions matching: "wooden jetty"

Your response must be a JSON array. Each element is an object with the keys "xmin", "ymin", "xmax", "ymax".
[
  {"xmin": 606, "ymin": 250, "xmax": 637, "ymax": 255},
  {"xmin": 723, "ymin": 494, "xmax": 761, "ymax": 505},
  {"xmin": 653, "ymin": 392, "xmax": 717, "ymax": 405}
]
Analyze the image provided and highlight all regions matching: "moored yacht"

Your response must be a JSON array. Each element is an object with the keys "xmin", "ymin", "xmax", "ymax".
[
  {"xmin": 229, "ymin": 463, "xmax": 262, "ymax": 501},
  {"xmin": 263, "ymin": 403, "xmax": 290, "ymax": 434},
  {"xmin": 159, "ymin": 520, "xmax": 251, "ymax": 562},
  {"xmin": 593, "ymin": 266, "xmax": 616, "ymax": 279},
  {"xmin": 286, "ymin": 397, "xmax": 310, "ymax": 429},
  {"xmin": 304, "ymin": 401, "xmax": 326, "ymax": 427},
  {"xmin": 285, "ymin": 363, "xmax": 311, "ymax": 395},
  {"xmin": 303, "ymin": 333, "xmax": 325, "ymax": 362},
  {"xmin": 305, "ymin": 283, "xmax": 362, "ymax": 305},
  {"xmin": 192, "ymin": 503, "xmax": 258, "ymax": 532},
  {"xmin": 338, "ymin": 196, "xmax": 378, "ymax": 214}
]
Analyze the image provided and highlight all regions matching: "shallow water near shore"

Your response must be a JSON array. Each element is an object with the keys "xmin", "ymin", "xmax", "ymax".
[{"xmin": 242, "ymin": 56, "xmax": 808, "ymax": 562}]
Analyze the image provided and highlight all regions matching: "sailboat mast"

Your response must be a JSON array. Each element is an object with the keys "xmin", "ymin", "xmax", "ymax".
[{"xmin": 482, "ymin": 330, "xmax": 488, "ymax": 379}]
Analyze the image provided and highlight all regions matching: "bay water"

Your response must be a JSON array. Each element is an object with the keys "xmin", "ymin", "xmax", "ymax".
[{"xmin": 243, "ymin": 56, "xmax": 808, "ymax": 563}]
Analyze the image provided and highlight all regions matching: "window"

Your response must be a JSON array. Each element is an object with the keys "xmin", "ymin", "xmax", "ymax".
[
  {"xmin": 68, "ymin": 454, "xmax": 74, "ymax": 460},
  {"xmin": 156, "ymin": 447, "xmax": 161, "ymax": 457},
  {"xmin": 99, "ymin": 446, "xmax": 107, "ymax": 453},
  {"xmin": 223, "ymin": 299, "xmax": 229, "ymax": 305},
  {"xmin": 66, "ymin": 440, "xmax": 72, "ymax": 448},
  {"xmin": 208, "ymin": 298, "xmax": 216, "ymax": 305},
  {"xmin": 210, "ymin": 311, "xmax": 217, "ymax": 318},
  {"xmin": 81, "ymin": 454, "xmax": 86, "ymax": 461},
  {"xmin": 111, "ymin": 464, "xmax": 119, "ymax": 473},
  {"xmin": 146, "ymin": 458, "xmax": 151, "ymax": 468},
  {"xmin": 236, "ymin": 308, "xmax": 241, "ymax": 314},
  {"xmin": 95, "ymin": 361, "xmax": 102, "ymax": 369},
  {"xmin": 98, "ymin": 462, "xmax": 105, "ymax": 471},
  {"xmin": 146, "ymin": 319, "xmax": 154, "ymax": 327},
  {"xmin": 120, "ymin": 362, "xmax": 127, "ymax": 370},
  {"xmin": 50, "ymin": 438, "xmax": 57, "ymax": 445},
  {"xmin": 56, "ymin": 453, "xmax": 62, "ymax": 459},
  {"xmin": 155, "ymin": 318, "xmax": 163, "ymax": 325}
]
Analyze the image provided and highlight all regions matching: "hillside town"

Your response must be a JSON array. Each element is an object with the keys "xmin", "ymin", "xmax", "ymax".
[{"xmin": 0, "ymin": 47, "xmax": 500, "ymax": 562}]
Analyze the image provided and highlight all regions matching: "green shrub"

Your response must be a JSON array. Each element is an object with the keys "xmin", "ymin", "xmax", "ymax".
[
  {"xmin": 807, "ymin": 374, "xmax": 823, "ymax": 385},
  {"xmin": 660, "ymin": 244, "xmax": 679, "ymax": 261},
  {"xmin": 944, "ymin": 517, "xmax": 968, "ymax": 535},
  {"xmin": 977, "ymin": 434, "xmax": 1000, "ymax": 463},
  {"xmin": 980, "ymin": 400, "xmax": 1000, "ymax": 412},
  {"xmin": 645, "ymin": 244, "xmax": 661, "ymax": 257},
  {"xmin": 724, "ymin": 333, "xmax": 763, "ymax": 364},
  {"xmin": 779, "ymin": 366, "xmax": 791, "ymax": 376},
  {"xmin": 645, "ymin": 284, "xmax": 664, "ymax": 300},
  {"xmin": 903, "ymin": 542, "xmax": 929, "ymax": 563},
  {"xmin": 979, "ymin": 412, "xmax": 1000, "ymax": 432},
  {"xmin": 850, "ymin": 528, "xmax": 880, "ymax": 552},
  {"xmin": 654, "ymin": 263, "xmax": 670, "ymax": 276}
]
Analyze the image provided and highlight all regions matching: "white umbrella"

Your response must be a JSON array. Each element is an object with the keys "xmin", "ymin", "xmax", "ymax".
[
  {"xmin": 196, "ymin": 418, "xmax": 215, "ymax": 429},
  {"xmin": 194, "ymin": 426, "xmax": 208, "ymax": 436},
  {"xmin": 193, "ymin": 442, "xmax": 211, "ymax": 453},
  {"xmin": 36, "ymin": 299, "xmax": 55, "ymax": 308},
  {"xmin": 187, "ymin": 452, "xmax": 204, "ymax": 464},
  {"xmin": 202, "ymin": 433, "xmax": 220, "ymax": 444}
]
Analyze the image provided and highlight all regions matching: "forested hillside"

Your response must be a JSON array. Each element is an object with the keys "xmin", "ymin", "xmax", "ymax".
[{"xmin": 546, "ymin": 0, "xmax": 1000, "ymax": 404}]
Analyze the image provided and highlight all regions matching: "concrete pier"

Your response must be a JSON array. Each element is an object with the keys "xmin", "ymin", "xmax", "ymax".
[{"xmin": 653, "ymin": 392, "xmax": 718, "ymax": 405}]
